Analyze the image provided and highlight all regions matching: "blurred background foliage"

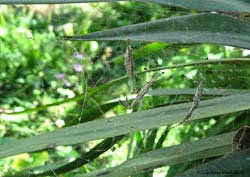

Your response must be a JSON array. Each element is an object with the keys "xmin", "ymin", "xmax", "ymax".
[{"xmin": 0, "ymin": 2, "xmax": 250, "ymax": 177}]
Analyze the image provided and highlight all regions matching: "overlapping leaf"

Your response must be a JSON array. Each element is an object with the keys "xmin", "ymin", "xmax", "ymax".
[
  {"xmin": 1, "ymin": 93, "xmax": 250, "ymax": 159},
  {"xmin": 78, "ymin": 132, "xmax": 234, "ymax": 177},
  {"xmin": 4, "ymin": 58, "xmax": 250, "ymax": 115},
  {"xmin": 150, "ymin": 0, "xmax": 250, "ymax": 13},
  {"xmin": 176, "ymin": 148, "xmax": 250, "ymax": 177},
  {"xmin": 62, "ymin": 13, "xmax": 250, "ymax": 49}
]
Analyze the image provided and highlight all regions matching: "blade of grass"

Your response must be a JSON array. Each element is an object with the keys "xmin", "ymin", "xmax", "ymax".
[
  {"xmin": 78, "ymin": 132, "xmax": 234, "ymax": 177},
  {"xmin": 9, "ymin": 136, "xmax": 124, "ymax": 177},
  {"xmin": 3, "ymin": 0, "xmax": 250, "ymax": 14},
  {"xmin": 3, "ymin": 58, "xmax": 250, "ymax": 115},
  {"xmin": 149, "ymin": 0, "xmax": 250, "ymax": 13},
  {"xmin": 62, "ymin": 13, "xmax": 250, "ymax": 49},
  {"xmin": 111, "ymin": 42, "xmax": 169, "ymax": 64},
  {"xmin": 176, "ymin": 148, "xmax": 250, "ymax": 177},
  {"xmin": 1, "ymin": 93, "xmax": 250, "ymax": 158}
]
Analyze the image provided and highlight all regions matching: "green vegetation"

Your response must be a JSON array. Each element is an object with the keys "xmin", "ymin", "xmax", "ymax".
[{"xmin": 0, "ymin": 1, "xmax": 250, "ymax": 177}]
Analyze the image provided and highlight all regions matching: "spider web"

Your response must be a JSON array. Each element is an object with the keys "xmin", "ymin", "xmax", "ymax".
[{"xmin": 0, "ymin": 2, "xmax": 250, "ymax": 177}]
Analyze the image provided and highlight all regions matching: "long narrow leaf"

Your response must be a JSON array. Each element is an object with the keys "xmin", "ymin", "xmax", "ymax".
[
  {"xmin": 62, "ymin": 13, "xmax": 250, "ymax": 49},
  {"xmin": 111, "ymin": 42, "xmax": 169, "ymax": 64},
  {"xmin": 8, "ymin": 136, "xmax": 124, "ymax": 177},
  {"xmin": 149, "ymin": 0, "xmax": 250, "ymax": 13},
  {"xmin": 3, "ymin": 58, "xmax": 250, "ymax": 115},
  {"xmin": 147, "ymin": 88, "xmax": 250, "ymax": 97},
  {"xmin": 1, "ymin": 93, "xmax": 250, "ymax": 159},
  {"xmin": 2, "ymin": 0, "xmax": 250, "ymax": 14},
  {"xmin": 78, "ymin": 132, "xmax": 234, "ymax": 177},
  {"xmin": 176, "ymin": 148, "xmax": 250, "ymax": 177}
]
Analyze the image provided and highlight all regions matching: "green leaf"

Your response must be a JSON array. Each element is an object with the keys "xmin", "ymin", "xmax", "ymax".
[
  {"xmin": 176, "ymin": 148, "xmax": 250, "ymax": 177},
  {"xmin": 1, "ymin": 93, "xmax": 250, "ymax": 159},
  {"xmin": 78, "ymin": 132, "xmax": 234, "ymax": 177},
  {"xmin": 147, "ymin": 88, "xmax": 250, "ymax": 96},
  {"xmin": 8, "ymin": 136, "xmax": 124, "ymax": 177},
  {"xmin": 62, "ymin": 13, "xmax": 250, "ymax": 49},
  {"xmin": 106, "ymin": 88, "xmax": 250, "ymax": 104},
  {"xmin": 149, "ymin": 0, "xmax": 250, "ymax": 13},
  {"xmin": 5, "ymin": 0, "xmax": 250, "ymax": 13},
  {"xmin": 111, "ymin": 42, "xmax": 169, "ymax": 64},
  {"xmin": 65, "ymin": 101, "xmax": 117, "ymax": 126},
  {"xmin": 3, "ymin": 58, "xmax": 250, "ymax": 115}
]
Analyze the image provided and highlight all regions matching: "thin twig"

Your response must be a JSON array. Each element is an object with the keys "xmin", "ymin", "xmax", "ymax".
[
  {"xmin": 119, "ymin": 96, "xmax": 130, "ymax": 109},
  {"xmin": 119, "ymin": 73, "xmax": 162, "ymax": 110},
  {"xmin": 79, "ymin": 70, "xmax": 88, "ymax": 123},
  {"xmin": 130, "ymin": 73, "xmax": 161, "ymax": 109},
  {"xmin": 46, "ymin": 162, "xmax": 58, "ymax": 177},
  {"xmin": 124, "ymin": 39, "xmax": 137, "ymax": 94},
  {"xmin": 180, "ymin": 73, "xmax": 205, "ymax": 124}
]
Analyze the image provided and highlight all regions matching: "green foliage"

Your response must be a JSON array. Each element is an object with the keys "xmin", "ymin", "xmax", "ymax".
[
  {"xmin": 62, "ymin": 13, "xmax": 250, "ymax": 49},
  {"xmin": 0, "ymin": 1, "xmax": 250, "ymax": 177},
  {"xmin": 176, "ymin": 148, "xmax": 250, "ymax": 177}
]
